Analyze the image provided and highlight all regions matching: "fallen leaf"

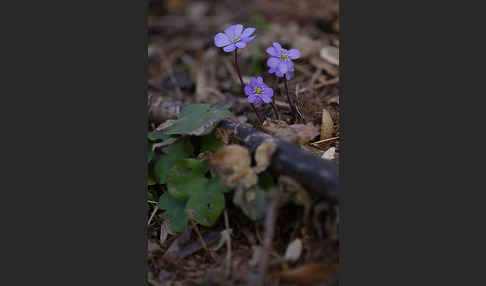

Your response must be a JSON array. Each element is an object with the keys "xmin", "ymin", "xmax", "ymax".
[
  {"xmin": 262, "ymin": 120, "xmax": 298, "ymax": 144},
  {"xmin": 320, "ymin": 46, "xmax": 339, "ymax": 66},
  {"xmin": 262, "ymin": 120, "xmax": 319, "ymax": 146},
  {"xmin": 284, "ymin": 238, "xmax": 303, "ymax": 262},
  {"xmin": 289, "ymin": 123, "xmax": 320, "ymax": 145},
  {"xmin": 322, "ymin": 147, "xmax": 336, "ymax": 161},
  {"xmin": 320, "ymin": 108, "xmax": 335, "ymax": 140},
  {"xmin": 253, "ymin": 140, "xmax": 278, "ymax": 174}
]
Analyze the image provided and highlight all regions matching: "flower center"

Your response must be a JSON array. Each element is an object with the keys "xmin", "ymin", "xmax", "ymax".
[
  {"xmin": 232, "ymin": 37, "xmax": 240, "ymax": 43},
  {"xmin": 281, "ymin": 53, "xmax": 288, "ymax": 60},
  {"xmin": 255, "ymin": 87, "xmax": 262, "ymax": 94}
]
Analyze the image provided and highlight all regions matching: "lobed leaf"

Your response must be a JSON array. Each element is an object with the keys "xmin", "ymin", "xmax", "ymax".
[
  {"xmin": 163, "ymin": 104, "xmax": 232, "ymax": 136},
  {"xmin": 158, "ymin": 192, "xmax": 188, "ymax": 233},
  {"xmin": 153, "ymin": 139, "xmax": 193, "ymax": 184},
  {"xmin": 186, "ymin": 178, "xmax": 227, "ymax": 227}
]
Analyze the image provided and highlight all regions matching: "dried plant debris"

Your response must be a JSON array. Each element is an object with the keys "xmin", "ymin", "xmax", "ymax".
[
  {"xmin": 253, "ymin": 139, "xmax": 278, "ymax": 174},
  {"xmin": 210, "ymin": 145, "xmax": 258, "ymax": 189},
  {"xmin": 320, "ymin": 108, "xmax": 335, "ymax": 140},
  {"xmin": 320, "ymin": 46, "xmax": 339, "ymax": 66},
  {"xmin": 322, "ymin": 147, "xmax": 336, "ymax": 161},
  {"xmin": 148, "ymin": 0, "xmax": 340, "ymax": 284},
  {"xmin": 262, "ymin": 119, "xmax": 319, "ymax": 145}
]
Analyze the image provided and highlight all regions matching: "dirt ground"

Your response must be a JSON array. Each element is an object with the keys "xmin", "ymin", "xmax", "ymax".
[{"xmin": 148, "ymin": 1, "xmax": 340, "ymax": 285}]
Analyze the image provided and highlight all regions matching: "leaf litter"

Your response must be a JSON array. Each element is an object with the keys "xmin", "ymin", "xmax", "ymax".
[{"xmin": 147, "ymin": 0, "xmax": 340, "ymax": 284}]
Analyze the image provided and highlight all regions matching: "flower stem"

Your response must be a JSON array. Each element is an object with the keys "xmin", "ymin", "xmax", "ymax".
[
  {"xmin": 271, "ymin": 80, "xmax": 280, "ymax": 120},
  {"xmin": 234, "ymin": 50, "xmax": 263, "ymax": 125},
  {"xmin": 270, "ymin": 102, "xmax": 279, "ymax": 120},
  {"xmin": 284, "ymin": 79, "xmax": 297, "ymax": 120}
]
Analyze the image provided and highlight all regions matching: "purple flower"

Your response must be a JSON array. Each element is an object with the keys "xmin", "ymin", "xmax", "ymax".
[
  {"xmin": 245, "ymin": 77, "xmax": 273, "ymax": 104},
  {"xmin": 214, "ymin": 24, "xmax": 256, "ymax": 52},
  {"xmin": 266, "ymin": 42, "xmax": 301, "ymax": 80}
]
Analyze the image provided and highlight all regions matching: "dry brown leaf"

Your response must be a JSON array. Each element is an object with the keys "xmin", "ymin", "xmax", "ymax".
[
  {"xmin": 214, "ymin": 127, "xmax": 231, "ymax": 144},
  {"xmin": 320, "ymin": 108, "xmax": 334, "ymax": 140},
  {"xmin": 277, "ymin": 262, "xmax": 338, "ymax": 285},
  {"xmin": 253, "ymin": 140, "xmax": 278, "ymax": 174},
  {"xmin": 289, "ymin": 123, "xmax": 320, "ymax": 145},
  {"xmin": 320, "ymin": 46, "xmax": 339, "ymax": 66},
  {"xmin": 262, "ymin": 120, "xmax": 319, "ymax": 146},
  {"xmin": 210, "ymin": 145, "xmax": 257, "ymax": 188},
  {"xmin": 262, "ymin": 120, "xmax": 298, "ymax": 144}
]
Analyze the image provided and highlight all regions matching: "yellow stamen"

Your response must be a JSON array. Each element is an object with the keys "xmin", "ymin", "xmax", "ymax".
[
  {"xmin": 255, "ymin": 87, "xmax": 262, "ymax": 94},
  {"xmin": 281, "ymin": 53, "xmax": 288, "ymax": 59}
]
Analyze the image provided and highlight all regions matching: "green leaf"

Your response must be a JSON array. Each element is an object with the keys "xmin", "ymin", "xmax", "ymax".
[
  {"xmin": 158, "ymin": 192, "xmax": 188, "ymax": 233},
  {"xmin": 200, "ymin": 133, "xmax": 224, "ymax": 153},
  {"xmin": 148, "ymin": 142, "xmax": 153, "ymax": 163},
  {"xmin": 147, "ymin": 191, "xmax": 155, "ymax": 201},
  {"xmin": 148, "ymin": 131, "xmax": 170, "ymax": 142},
  {"xmin": 163, "ymin": 104, "xmax": 232, "ymax": 136},
  {"xmin": 186, "ymin": 178, "xmax": 226, "ymax": 227},
  {"xmin": 167, "ymin": 159, "xmax": 210, "ymax": 200},
  {"xmin": 153, "ymin": 139, "xmax": 193, "ymax": 184}
]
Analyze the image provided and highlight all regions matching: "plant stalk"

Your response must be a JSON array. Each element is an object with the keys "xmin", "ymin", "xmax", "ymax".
[
  {"xmin": 284, "ymin": 79, "xmax": 297, "ymax": 120},
  {"xmin": 234, "ymin": 50, "xmax": 263, "ymax": 125}
]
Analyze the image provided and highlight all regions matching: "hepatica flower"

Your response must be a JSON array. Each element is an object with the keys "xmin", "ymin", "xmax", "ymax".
[
  {"xmin": 266, "ymin": 42, "xmax": 301, "ymax": 80},
  {"xmin": 214, "ymin": 24, "xmax": 256, "ymax": 52},
  {"xmin": 245, "ymin": 77, "xmax": 273, "ymax": 104}
]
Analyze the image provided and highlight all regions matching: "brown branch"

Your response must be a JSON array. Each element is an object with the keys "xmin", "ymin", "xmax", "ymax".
[{"xmin": 148, "ymin": 97, "xmax": 339, "ymax": 203}]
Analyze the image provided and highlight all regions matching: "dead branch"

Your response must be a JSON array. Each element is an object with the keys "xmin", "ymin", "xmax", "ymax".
[{"xmin": 148, "ymin": 96, "xmax": 339, "ymax": 204}]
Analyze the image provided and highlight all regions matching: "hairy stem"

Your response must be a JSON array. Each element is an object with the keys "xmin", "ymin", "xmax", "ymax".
[
  {"xmin": 234, "ymin": 50, "xmax": 263, "ymax": 125},
  {"xmin": 284, "ymin": 79, "xmax": 297, "ymax": 120}
]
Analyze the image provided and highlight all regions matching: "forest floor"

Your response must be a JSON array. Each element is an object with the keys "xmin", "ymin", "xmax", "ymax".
[{"xmin": 148, "ymin": 1, "xmax": 340, "ymax": 285}]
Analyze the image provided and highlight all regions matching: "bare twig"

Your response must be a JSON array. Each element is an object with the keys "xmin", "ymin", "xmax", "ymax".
[
  {"xmin": 224, "ymin": 209, "xmax": 232, "ymax": 278},
  {"xmin": 257, "ymin": 187, "xmax": 279, "ymax": 286},
  {"xmin": 148, "ymin": 206, "xmax": 158, "ymax": 226},
  {"xmin": 298, "ymin": 77, "xmax": 340, "ymax": 93},
  {"xmin": 311, "ymin": 136, "xmax": 340, "ymax": 146},
  {"xmin": 189, "ymin": 218, "xmax": 215, "ymax": 261}
]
